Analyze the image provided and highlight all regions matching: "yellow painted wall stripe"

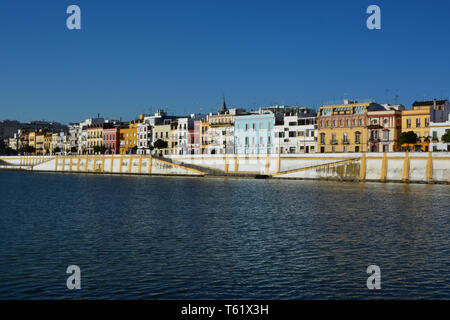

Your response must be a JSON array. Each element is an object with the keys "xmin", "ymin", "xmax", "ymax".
[
  {"xmin": 128, "ymin": 156, "xmax": 132, "ymax": 174},
  {"xmin": 380, "ymin": 153, "xmax": 387, "ymax": 180},
  {"xmin": 426, "ymin": 152, "xmax": 433, "ymax": 181},
  {"xmin": 360, "ymin": 153, "xmax": 366, "ymax": 180},
  {"xmin": 119, "ymin": 155, "xmax": 123, "ymax": 173},
  {"xmin": 138, "ymin": 156, "xmax": 143, "ymax": 174},
  {"xmin": 110, "ymin": 156, "xmax": 114, "ymax": 173},
  {"xmin": 148, "ymin": 155, "xmax": 152, "ymax": 174},
  {"xmin": 402, "ymin": 153, "xmax": 409, "ymax": 181}
]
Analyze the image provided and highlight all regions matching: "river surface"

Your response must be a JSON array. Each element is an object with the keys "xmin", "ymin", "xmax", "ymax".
[{"xmin": 0, "ymin": 170, "xmax": 449, "ymax": 299}]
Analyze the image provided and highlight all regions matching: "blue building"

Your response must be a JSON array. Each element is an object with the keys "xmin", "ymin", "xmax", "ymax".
[{"xmin": 234, "ymin": 112, "xmax": 275, "ymax": 154}]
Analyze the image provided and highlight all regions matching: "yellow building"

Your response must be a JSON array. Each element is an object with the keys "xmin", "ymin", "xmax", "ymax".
[
  {"xmin": 201, "ymin": 120, "xmax": 209, "ymax": 154},
  {"xmin": 28, "ymin": 131, "xmax": 36, "ymax": 154},
  {"xmin": 119, "ymin": 123, "xmax": 137, "ymax": 154},
  {"xmin": 35, "ymin": 131, "xmax": 46, "ymax": 155},
  {"xmin": 168, "ymin": 120, "xmax": 178, "ymax": 155},
  {"xmin": 87, "ymin": 125, "xmax": 104, "ymax": 154},
  {"xmin": 153, "ymin": 123, "xmax": 171, "ymax": 155},
  {"xmin": 317, "ymin": 101, "xmax": 385, "ymax": 153},
  {"xmin": 51, "ymin": 133, "xmax": 60, "ymax": 154},
  {"xmin": 44, "ymin": 134, "xmax": 52, "ymax": 155},
  {"xmin": 400, "ymin": 100, "xmax": 445, "ymax": 152}
]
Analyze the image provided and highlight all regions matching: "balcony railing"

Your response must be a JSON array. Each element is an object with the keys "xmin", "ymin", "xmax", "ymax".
[
  {"xmin": 341, "ymin": 139, "xmax": 350, "ymax": 145},
  {"xmin": 330, "ymin": 140, "xmax": 338, "ymax": 145}
]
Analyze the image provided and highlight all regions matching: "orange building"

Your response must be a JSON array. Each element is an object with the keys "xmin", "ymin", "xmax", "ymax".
[{"xmin": 119, "ymin": 115, "xmax": 144, "ymax": 154}]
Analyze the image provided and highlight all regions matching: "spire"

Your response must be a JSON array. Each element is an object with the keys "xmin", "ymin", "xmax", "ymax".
[{"xmin": 219, "ymin": 96, "xmax": 228, "ymax": 115}]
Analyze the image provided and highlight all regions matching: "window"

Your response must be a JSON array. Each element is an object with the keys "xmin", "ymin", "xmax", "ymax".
[
  {"xmin": 333, "ymin": 120, "xmax": 337, "ymax": 127},
  {"xmin": 355, "ymin": 132, "xmax": 361, "ymax": 144},
  {"xmin": 425, "ymin": 118, "xmax": 430, "ymax": 127},
  {"xmin": 268, "ymin": 136, "xmax": 271, "ymax": 144},
  {"xmin": 252, "ymin": 123, "xmax": 256, "ymax": 130},
  {"xmin": 347, "ymin": 120, "xmax": 350, "ymax": 127},
  {"xmin": 383, "ymin": 130, "xmax": 389, "ymax": 141},
  {"xmin": 407, "ymin": 119, "xmax": 411, "ymax": 128},
  {"xmin": 320, "ymin": 133, "xmax": 325, "ymax": 144},
  {"xmin": 416, "ymin": 118, "xmax": 421, "ymax": 128},
  {"xmin": 245, "ymin": 124, "xmax": 249, "ymax": 131}
]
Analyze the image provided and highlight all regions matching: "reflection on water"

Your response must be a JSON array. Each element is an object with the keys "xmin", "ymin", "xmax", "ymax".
[{"xmin": 0, "ymin": 171, "xmax": 449, "ymax": 299}]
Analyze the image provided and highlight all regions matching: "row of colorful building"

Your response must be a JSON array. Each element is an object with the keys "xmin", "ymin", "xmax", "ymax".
[{"xmin": 5, "ymin": 98, "xmax": 450, "ymax": 155}]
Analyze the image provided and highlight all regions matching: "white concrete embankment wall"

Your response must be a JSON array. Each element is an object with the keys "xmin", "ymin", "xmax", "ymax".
[
  {"xmin": 1, "ymin": 153, "xmax": 450, "ymax": 183},
  {"xmin": 0, "ymin": 155, "xmax": 203, "ymax": 176}
]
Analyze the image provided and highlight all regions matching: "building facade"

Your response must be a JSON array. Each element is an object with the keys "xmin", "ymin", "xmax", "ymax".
[
  {"xmin": 367, "ymin": 105, "xmax": 404, "ymax": 152},
  {"xmin": 317, "ymin": 101, "xmax": 384, "ymax": 153},
  {"xmin": 274, "ymin": 111, "xmax": 317, "ymax": 154},
  {"xmin": 153, "ymin": 121, "xmax": 171, "ymax": 155},
  {"xmin": 137, "ymin": 123, "xmax": 153, "ymax": 155},
  {"xmin": 234, "ymin": 112, "xmax": 275, "ymax": 155},
  {"xmin": 430, "ymin": 114, "xmax": 450, "ymax": 152},
  {"xmin": 103, "ymin": 127, "xmax": 120, "ymax": 154}
]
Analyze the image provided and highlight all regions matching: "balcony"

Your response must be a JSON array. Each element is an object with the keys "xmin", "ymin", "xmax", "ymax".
[
  {"xmin": 341, "ymin": 139, "xmax": 350, "ymax": 145},
  {"xmin": 329, "ymin": 140, "xmax": 338, "ymax": 145}
]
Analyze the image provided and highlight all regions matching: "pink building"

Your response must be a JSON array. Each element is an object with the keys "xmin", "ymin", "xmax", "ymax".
[
  {"xmin": 103, "ymin": 127, "xmax": 120, "ymax": 154},
  {"xmin": 188, "ymin": 120, "xmax": 202, "ymax": 154}
]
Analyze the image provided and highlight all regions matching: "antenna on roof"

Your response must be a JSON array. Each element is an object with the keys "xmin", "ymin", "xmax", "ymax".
[{"xmin": 394, "ymin": 89, "xmax": 399, "ymax": 105}]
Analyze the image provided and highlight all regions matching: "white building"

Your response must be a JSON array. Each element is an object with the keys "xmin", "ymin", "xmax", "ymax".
[
  {"xmin": 430, "ymin": 114, "xmax": 450, "ymax": 152},
  {"xmin": 78, "ymin": 117, "xmax": 104, "ymax": 154},
  {"xmin": 274, "ymin": 110, "xmax": 317, "ymax": 154},
  {"xmin": 68, "ymin": 123, "xmax": 80, "ymax": 154},
  {"xmin": 207, "ymin": 100, "xmax": 247, "ymax": 155},
  {"xmin": 137, "ymin": 123, "xmax": 152, "ymax": 155},
  {"xmin": 176, "ymin": 117, "xmax": 193, "ymax": 155}
]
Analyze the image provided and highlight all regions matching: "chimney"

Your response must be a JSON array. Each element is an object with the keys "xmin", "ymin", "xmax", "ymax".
[{"xmin": 433, "ymin": 99, "xmax": 437, "ymax": 110}]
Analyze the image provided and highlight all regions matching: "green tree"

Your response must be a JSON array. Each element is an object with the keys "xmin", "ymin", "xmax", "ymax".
[
  {"xmin": 442, "ymin": 131, "xmax": 450, "ymax": 144},
  {"xmin": 399, "ymin": 131, "xmax": 418, "ymax": 145},
  {"xmin": 153, "ymin": 139, "xmax": 168, "ymax": 150},
  {"xmin": 93, "ymin": 145, "xmax": 106, "ymax": 154},
  {"xmin": 18, "ymin": 145, "xmax": 35, "ymax": 155},
  {"xmin": 0, "ymin": 141, "xmax": 18, "ymax": 155}
]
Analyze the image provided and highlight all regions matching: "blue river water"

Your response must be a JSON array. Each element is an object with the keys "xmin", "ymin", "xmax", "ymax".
[{"xmin": 0, "ymin": 170, "xmax": 449, "ymax": 299}]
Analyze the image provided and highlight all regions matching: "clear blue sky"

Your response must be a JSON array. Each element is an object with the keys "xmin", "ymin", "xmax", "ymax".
[{"xmin": 1, "ymin": 0, "xmax": 449, "ymax": 124}]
